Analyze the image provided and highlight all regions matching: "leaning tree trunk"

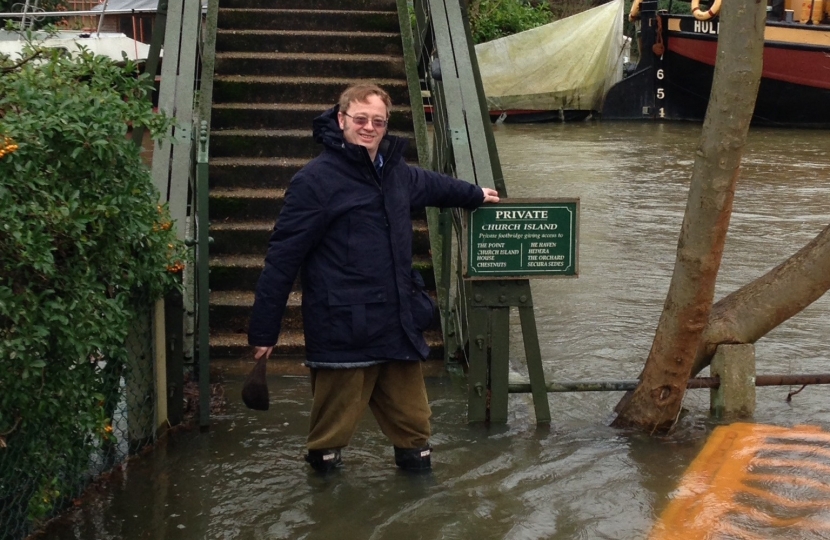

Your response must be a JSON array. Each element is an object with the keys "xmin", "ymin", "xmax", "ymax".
[
  {"xmin": 612, "ymin": 0, "xmax": 767, "ymax": 432},
  {"xmin": 691, "ymin": 222, "xmax": 830, "ymax": 376}
]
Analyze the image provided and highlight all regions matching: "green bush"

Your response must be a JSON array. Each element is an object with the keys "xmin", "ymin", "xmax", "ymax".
[
  {"xmin": 0, "ymin": 44, "xmax": 181, "ymax": 528},
  {"xmin": 468, "ymin": 0, "xmax": 553, "ymax": 43}
]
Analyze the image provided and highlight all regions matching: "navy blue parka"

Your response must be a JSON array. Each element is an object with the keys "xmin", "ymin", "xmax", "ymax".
[{"xmin": 248, "ymin": 106, "xmax": 485, "ymax": 368}]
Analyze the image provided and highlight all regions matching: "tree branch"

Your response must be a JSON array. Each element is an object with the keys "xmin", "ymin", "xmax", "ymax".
[
  {"xmin": 691, "ymin": 221, "xmax": 830, "ymax": 375},
  {"xmin": 1, "ymin": 416, "xmax": 22, "ymax": 437},
  {"xmin": 1, "ymin": 50, "xmax": 43, "ymax": 74}
]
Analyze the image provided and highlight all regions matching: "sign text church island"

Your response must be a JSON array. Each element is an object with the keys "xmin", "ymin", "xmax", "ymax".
[{"xmin": 465, "ymin": 199, "xmax": 579, "ymax": 279}]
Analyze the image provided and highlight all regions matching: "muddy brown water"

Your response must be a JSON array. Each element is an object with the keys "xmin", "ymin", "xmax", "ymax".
[{"xmin": 36, "ymin": 122, "xmax": 830, "ymax": 539}]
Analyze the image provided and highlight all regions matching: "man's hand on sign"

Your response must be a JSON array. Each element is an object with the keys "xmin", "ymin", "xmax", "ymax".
[{"xmin": 482, "ymin": 188, "xmax": 500, "ymax": 203}]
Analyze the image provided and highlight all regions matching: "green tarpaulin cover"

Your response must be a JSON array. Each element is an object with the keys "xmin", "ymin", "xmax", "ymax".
[{"xmin": 475, "ymin": 0, "xmax": 627, "ymax": 113}]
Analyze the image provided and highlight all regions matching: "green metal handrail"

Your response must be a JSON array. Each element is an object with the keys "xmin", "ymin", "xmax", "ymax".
[
  {"xmin": 407, "ymin": 0, "xmax": 507, "ymax": 369},
  {"xmin": 194, "ymin": 0, "xmax": 219, "ymax": 429}
]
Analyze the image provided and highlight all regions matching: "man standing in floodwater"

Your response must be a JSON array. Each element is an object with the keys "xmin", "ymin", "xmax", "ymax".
[{"xmin": 248, "ymin": 84, "xmax": 500, "ymax": 473}]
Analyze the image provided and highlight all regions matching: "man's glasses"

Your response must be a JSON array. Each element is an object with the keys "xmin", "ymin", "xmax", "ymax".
[{"xmin": 343, "ymin": 112, "xmax": 388, "ymax": 129}]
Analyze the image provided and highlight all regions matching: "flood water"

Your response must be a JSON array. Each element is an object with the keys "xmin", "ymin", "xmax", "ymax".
[{"xmin": 36, "ymin": 122, "xmax": 830, "ymax": 540}]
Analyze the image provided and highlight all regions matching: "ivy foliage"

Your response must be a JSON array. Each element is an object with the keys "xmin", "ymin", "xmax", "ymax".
[
  {"xmin": 468, "ymin": 0, "xmax": 553, "ymax": 43},
  {"xmin": 0, "ymin": 43, "xmax": 181, "ymax": 526}
]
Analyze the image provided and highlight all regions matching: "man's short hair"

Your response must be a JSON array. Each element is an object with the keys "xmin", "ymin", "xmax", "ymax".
[{"xmin": 339, "ymin": 84, "xmax": 392, "ymax": 117}]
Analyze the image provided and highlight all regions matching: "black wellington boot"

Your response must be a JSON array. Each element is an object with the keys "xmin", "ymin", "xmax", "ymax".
[
  {"xmin": 305, "ymin": 448, "xmax": 343, "ymax": 473},
  {"xmin": 394, "ymin": 445, "xmax": 432, "ymax": 472}
]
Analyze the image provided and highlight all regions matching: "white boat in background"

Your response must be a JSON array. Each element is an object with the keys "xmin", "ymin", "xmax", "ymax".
[
  {"xmin": 89, "ymin": 0, "xmax": 160, "ymax": 16},
  {"xmin": 0, "ymin": 28, "xmax": 152, "ymax": 63},
  {"xmin": 0, "ymin": 0, "xmax": 162, "ymax": 64},
  {"xmin": 474, "ymin": 0, "xmax": 629, "ymax": 123}
]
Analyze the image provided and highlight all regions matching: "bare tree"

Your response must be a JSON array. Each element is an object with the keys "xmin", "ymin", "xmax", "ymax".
[{"xmin": 612, "ymin": 0, "xmax": 768, "ymax": 432}]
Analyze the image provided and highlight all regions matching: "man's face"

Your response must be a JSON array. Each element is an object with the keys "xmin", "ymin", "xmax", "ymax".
[{"xmin": 337, "ymin": 94, "xmax": 388, "ymax": 160}]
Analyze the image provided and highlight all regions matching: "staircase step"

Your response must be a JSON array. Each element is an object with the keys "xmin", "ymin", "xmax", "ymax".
[
  {"xmin": 211, "ymin": 102, "xmax": 413, "ymax": 132},
  {"xmin": 214, "ymin": 51, "xmax": 405, "ymax": 80},
  {"xmin": 209, "ymin": 156, "xmax": 306, "ymax": 190},
  {"xmin": 210, "ymin": 186, "xmax": 285, "ymax": 221},
  {"xmin": 211, "ymin": 220, "xmax": 274, "ymax": 254},
  {"xmin": 219, "ymin": 0, "xmax": 396, "ymax": 10},
  {"xmin": 210, "ymin": 329, "xmax": 307, "ymax": 360},
  {"xmin": 209, "ymin": 252, "xmax": 435, "ymax": 293},
  {"xmin": 210, "ymin": 129, "xmax": 310, "ymax": 159},
  {"xmin": 212, "ymin": 76, "xmax": 409, "ymax": 107},
  {"xmin": 210, "ymin": 290, "xmax": 304, "ymax": 333},
  {"xmin": 218, "ymin": 9, "xmax": 400, "ymax": 33},
  {"xmin": 411, "ymin": 255, "xmax": 436, "ymax": 290},
  {"xmin": 209, "ymin": 253, "xmax": 304, "ymax": 291},
  {"xmin": 210, "ymin": 129, "xmax": 419, "ymax": 161},
  {"xmin": 210, "ymin": 329, "xmax": 445, "ymax": 361},
  {"xmin": 215, "ymin": 29, "xmax": 402, "ymax": 55},
  {"xmin": 211, "ymin": 218, "xmax": 432, "ymax": 256},
  {"xmin": 210, "ymin": 287, "xmax": 440, "ymax": 336},
  {"xmin": 209, "ymin": 254, "xmax": 267, "ymax": 293},
  {"xmin": 411, "ymin": 220, "xmax": 431, "ymax": 255},
  {"xmin": 209, "ymin": 252, "xmax": 266, "ymax": 287}
]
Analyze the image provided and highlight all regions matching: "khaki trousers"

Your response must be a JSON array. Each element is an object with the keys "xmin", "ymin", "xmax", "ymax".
[{"xmin": 307, "ymin": 361, "xmax": 432, "ymax": 451}]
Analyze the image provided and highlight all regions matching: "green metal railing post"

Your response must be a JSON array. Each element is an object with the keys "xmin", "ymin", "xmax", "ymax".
[
  {"xmin": 196, "ymin": 120, "xmax": 210, "ymax": 430},
  {"xmin": 466, "ymin": 304, "xmax": 489, "ymax": 421},
  {"xmin": 194, "ymin": 0, "xmax": 219, "ymax": 430},
  {"xmin": 519, "ymin": 305, "xmax": 551, "ymax": 423},
  {"xmin": 396, "ymin": 0, "xmax": 430, "ymax": 167}
]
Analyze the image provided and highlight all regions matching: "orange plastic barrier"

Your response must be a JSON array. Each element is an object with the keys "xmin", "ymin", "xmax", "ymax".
[{"xmin": 650, "ymin": 423, "xmax": 830, "ymax": 539}]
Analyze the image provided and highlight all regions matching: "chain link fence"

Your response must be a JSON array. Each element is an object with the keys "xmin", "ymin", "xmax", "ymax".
[{"xmin": 0, "ymin": 306, "xmax": 160, "ymax": 540}]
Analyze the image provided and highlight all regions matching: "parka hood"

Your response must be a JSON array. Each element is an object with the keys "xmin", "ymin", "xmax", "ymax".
[{"xmin": 312, "ymin": 105, "xmax": 344, "ymax": 148}]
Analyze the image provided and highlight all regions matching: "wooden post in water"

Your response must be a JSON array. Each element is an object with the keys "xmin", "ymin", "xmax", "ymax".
[{"xmin": 710, "ymin": 344, "xmax": 756, "ymax": 418}]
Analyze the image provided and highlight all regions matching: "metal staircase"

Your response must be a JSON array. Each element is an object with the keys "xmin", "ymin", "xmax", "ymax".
[{"xmin": 207, "ymin": 0, "xmax": 441, "ymax": 366}]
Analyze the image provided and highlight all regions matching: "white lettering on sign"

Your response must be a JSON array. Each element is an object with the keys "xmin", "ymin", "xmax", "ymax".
[
  {"xmin": 693, "ymin": 20, "xmax": 719, "ymax": 34},
  {"xmin": 481, "ymin": 223, "xmax": 522, "ymax": 231},
  {"xmin": 527, "ymin": 261, "xmax": 564, "ymax": 267},
  {"xmin": 495, "ymin": 210, "xmax": 549, "ymax": 220}
]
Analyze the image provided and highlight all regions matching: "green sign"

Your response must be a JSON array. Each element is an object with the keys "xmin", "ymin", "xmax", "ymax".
[{"xmin": 465, "ymin": 198, "xmax": 579, "ymax": 279}]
